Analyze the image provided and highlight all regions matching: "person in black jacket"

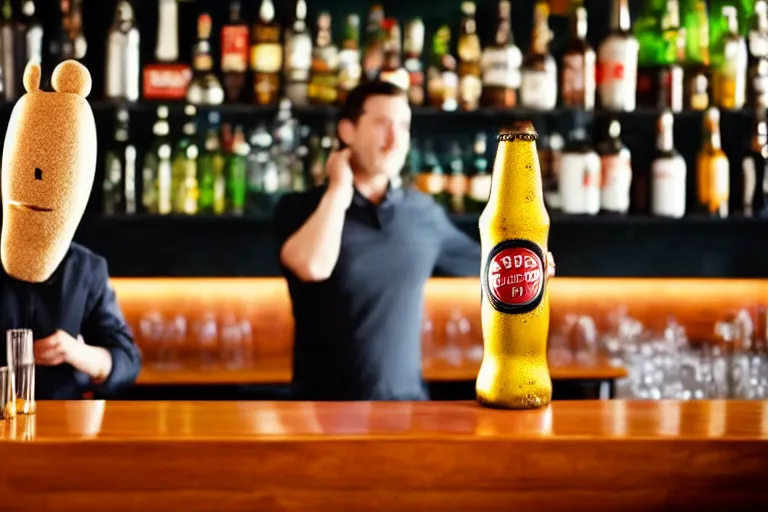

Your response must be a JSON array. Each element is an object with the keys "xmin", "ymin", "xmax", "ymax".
[{"xmin": 0, "ymin": 59, "xmax": 141, "ymax": 399}]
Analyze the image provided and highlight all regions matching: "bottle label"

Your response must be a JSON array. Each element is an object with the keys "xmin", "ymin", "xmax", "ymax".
[
  {"xmin": 483, "ymin": 240, "xmax": 546, "ymax": 314},
  {"xmin": 221, "ymin": 25, "xmax": 249, "ymax": 72},
  {"xmin": 600, "ymin": 153, "xmax": 632, "ymax": 213}
]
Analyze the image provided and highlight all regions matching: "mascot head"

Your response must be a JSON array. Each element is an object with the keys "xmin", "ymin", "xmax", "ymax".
[{"xmin": 1, "ymin": 60, "xmax": 97, "ymax": 283}]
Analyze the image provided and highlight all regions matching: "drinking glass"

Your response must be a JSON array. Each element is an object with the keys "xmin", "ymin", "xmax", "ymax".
[
  {"xmin": 6, "ymin": 329, "xmax": 35, "ymax": 414},
  {"xmin": 0, "ymin": 366, "xmax": 15, "ymax": 419}
]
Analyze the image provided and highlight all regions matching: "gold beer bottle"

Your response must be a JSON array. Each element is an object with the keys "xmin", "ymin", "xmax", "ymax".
[{"xmin": 476, "ymin": 121, "xmax": 552, "ymax": 410}]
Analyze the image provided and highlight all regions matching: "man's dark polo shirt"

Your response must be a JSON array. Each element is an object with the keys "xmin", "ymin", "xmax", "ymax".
[{"xmin": 273, "ymin": 184, "xmax": 481, "ymax": 401}]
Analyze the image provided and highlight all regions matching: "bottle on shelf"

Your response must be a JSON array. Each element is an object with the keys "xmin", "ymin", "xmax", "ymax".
[
  {"xmin": 456, "ymin": 1, "xmax": 482, "ymax": 111},
  {"xmin": 519, "ymin": 0, "xmax": 557, "ymax": 110},
  {"xmin": 465, "ymin": 132, "xmax": 491, "ymax": 213},
  {"xmin": 362, "ymin": 4, "xmax": 385, "ymax": 82},
  {"xmin": 696, "ymin": 106, "xmax": 730, "ymax": 217},
  {"xmin": 171, "ymin": 104, "xmax": 200, "ymax": 215},
  {"xmin": 561, "ymin": 4, "xmax": 596, "ymax": 110},
  {"xmin": 198, "ymin": 111, "xmax": 226, "ymax": 215},
  {"xmin": 187, "ymin": 13, "xmax": 224, "ymax": 106},
  {"xmin": 445, "ymin": 141, "xmax": 468, "ymax": 213},
  {"xmin": 597, "ymin": 0, "xmax": 638, "ymax": 111},
  {"xmin": 142, "ymin": 106, "xmax": 171, "ymax": 215},
  {"xmin": 250, "ymin": 0, "xmax": 282, "ymax": 106},
  {"xmin": 220, "ymin": 0, "xmax": 249, "ymax": 103},
  {"xmin": 480, "ymin": 0, "xmax": 521, "ymax": 108},
  {"xmin": 558, "ymin": 113, "xmax": 601, "ymax": 215},
  {"xmin": 226, "ymin": 126, "xmax": 249, "ymax": 216},
  {"xmin": 308, "ymin": 12, "xmax": 339, "ymax": 105},
  {"xmin": 683, "ymin": 0, "xmax": 710, "ymax": 110},
  {"xmin": 105, "ymin": 0, "xmax": 140, "ymax": 102},
  {"xmin": 403, "ymin": 18, "xmax": 425, "ymax": 106},
  {"xmin": 713, "ymin": 5, "xmax": 748, "ymax": 109},
  {"xmin": 650, "ymin": 110, "xmax": 687, "ymax": 218},
  {"xmin": 742, "ymin": 107, "xmax": 768, "ymax": 216},
  {"xmin": 378, "ymin": 18, "xmax": 409, "ymax": 92},
  {"xmin": 103, "ymin": 108, "xmax": 135, "ymax": 215},
  {"xmin": 143, "ymin": 0, "xmax": 191, "ymax": 101},
  {"xmin": 596, "ymin": 119, "xmax": 632, "ymax": 215},
  {"xmin": 284, "ymin": 0, "xmax": 312, "ymax": 107},
  {"xmin": 337, "ymin": 14, "xmax": 361, "ymax": 105},
  {"xmin": 426, "ymin": 25, "xmax": 458, "ymax": 111},
  {"xmin": 748, "ymin": 0, "xmax": 768, "ymax": 108}
]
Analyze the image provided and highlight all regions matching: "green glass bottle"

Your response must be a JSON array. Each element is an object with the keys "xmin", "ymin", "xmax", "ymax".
[{"xmin": 226, "ymin": 125, "xmax": 249, "ymax": 216}]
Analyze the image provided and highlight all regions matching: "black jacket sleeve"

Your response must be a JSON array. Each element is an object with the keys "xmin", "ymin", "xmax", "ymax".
[{"xmin": 80, "ymin": 257, "xmax": 142, "ymax": 397}]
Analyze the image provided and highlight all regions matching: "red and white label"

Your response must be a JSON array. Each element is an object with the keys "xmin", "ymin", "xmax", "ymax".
[{"xmin": 487, "ymin": 245, "xmax": 544, "ymax": 308}]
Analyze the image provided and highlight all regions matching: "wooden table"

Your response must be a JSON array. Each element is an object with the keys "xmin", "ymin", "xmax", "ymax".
[
  {"xmin": 1, "ymin": 400, "xmax": 766, "ymax": 512},
  {"xmin": 136, "ymin": 355, "xmax": 627, "ymax": 385}
]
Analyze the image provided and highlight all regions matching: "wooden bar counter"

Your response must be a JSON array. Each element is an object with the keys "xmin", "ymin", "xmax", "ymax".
[{"xmin": 1, "ymin": 400, "xmax": 767, "ymax": 512}]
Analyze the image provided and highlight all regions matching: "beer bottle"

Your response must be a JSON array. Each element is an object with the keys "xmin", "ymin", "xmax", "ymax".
[{"xmin": 476, "ymin": 121, "xmax": 552, "ymax": 410}]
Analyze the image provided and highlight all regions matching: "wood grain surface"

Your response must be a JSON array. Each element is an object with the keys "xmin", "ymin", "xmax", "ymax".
[{"xmin": 0, "ymin": 400, "xmax": 766, "ymax": 512}]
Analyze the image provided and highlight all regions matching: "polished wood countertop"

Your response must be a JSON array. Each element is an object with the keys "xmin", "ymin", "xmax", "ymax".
[
  {"xmin": 136, "ymin": 355, "xmax": 627, "ymax": 385},
  {"xmin": 0, "ymin": 400, "xmax": 766, "ymax": 512}
]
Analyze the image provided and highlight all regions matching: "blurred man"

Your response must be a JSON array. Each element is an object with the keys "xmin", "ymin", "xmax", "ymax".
[{"xmin": 274, "ymin": 81, "xmax": 553, "ymax": 401}]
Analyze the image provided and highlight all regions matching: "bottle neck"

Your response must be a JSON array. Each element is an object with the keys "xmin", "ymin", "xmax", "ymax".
[
  {"xmin": 488, "ymin": 135, "xmax": 546, "ymax": 213},
  {"xmin": 610, "ymin": 0, "xmax": 631, "ymax": 33}
]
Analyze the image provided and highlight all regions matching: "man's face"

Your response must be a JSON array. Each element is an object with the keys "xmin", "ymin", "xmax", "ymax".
[{"xmin": 343, "ymin": 94, "xmax": 412, "ymax": 178}]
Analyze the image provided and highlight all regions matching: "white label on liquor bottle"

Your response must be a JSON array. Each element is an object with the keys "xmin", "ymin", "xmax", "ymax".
[
  {"xmin": 597, "ymin": 36, "xmax": 638, "ymax": 111},
  {"xmin": 460, "ymin": 74, "xmax": 482, "ymax": 106},
  {"xmin": 600, "ymin": 153, "xmax": 632, "ymax": 213},
  {"xmin": 520, "ymin": 60, "xmax": 557, "ymax": 109},
  {"xmin": 558, "ymin": 152, "xmax": 586, "ymax": 214},
  {"xmin": 743, "ymin": 156, "xmax": 756, "ymax": 209},
  {"xmin": 651, "ymin": 156, "xmax": 687, "ymax": 218},
  {"xmin": 468, "ymin": 174, "xmax": 491, "ymax": 202}
]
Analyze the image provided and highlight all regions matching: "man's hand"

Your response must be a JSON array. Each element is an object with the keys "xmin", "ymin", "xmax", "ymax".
[
  {"xmin": 34, "ymin": 330, "xmax": 112, "ymax": 382},
  {"xmin": 34, "ymin": 330, "xmax": 84, "ymax": 366},
  {"xmin": 324, "ymin": 148, "xmax": 355, "ymax": 208},
  {"xmin": 547, "ymin": 251, "xmax": 556, "ymax": 278}
]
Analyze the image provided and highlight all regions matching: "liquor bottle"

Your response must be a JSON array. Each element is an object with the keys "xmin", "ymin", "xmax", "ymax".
[
  {"xmin": 362, "ymin": 4, "xmax": 385, "ymax": 82},
  {"xmin": 480, "ymin": 0, "xmax": 521, "ymax": 108},
  {"xmin": 465, "ymin": 132, "xmax": 491, "ymax": 213},
  {"xmin": 220, "ymin": 0, "xmax": 249, "ymax": 103},
  {"xmin": 379, "ymin": 18, "xmax": 409, "ymax": 91},
  {"xmin": 403, "ymin": 18, "xmax": 425, "ymax": 106},
  {"xmin": 635, "ymin": 0, "xmax": 684, "ymax": 111},
  {"xmin": 105, "ymin": 1, "xmax": 140, "ymax": 102},
  {"xmin": 742, "ymin": 108, "xmax": 768, "ymax": 216},
  {"xmin": 226, "ymin": 126, "xmax": 249, "ymax": 216},
  {"xmin": 561, "ymin": 5, "xmax": 596, "ymax": 110},
  {"xmin": 426, "ymin": 26, "xmax": 458, "ymax": 111},
  {"xmin": 445, "ymin": 141, "xmax": 468, "ymax": 213},
  {"xmin": 187, "ymin": 13, "xmax": 224, "ymax": 106},
  {"xmin": 710, "ymin": 0, "xmax": 755, "ymax": 65},
  {"xmin": 171, "ymin": 105, "xmax": 199, "ymax": 214},
  {"xmin": 713, "ymin": 6, "xmax": 748, "ymax": 109},
  {"xmin": 337, "ymin": 15, "xmax": 361, "ymax": 104},
  {"xmin": 540, "ymin": 130, "xmax": 565, "ymax": 210},
  {"xmin": 477, "ymin": 121, "xmax": 552, "ymax": 410},
  {"xmin": 65, "ymin": 0, "xmax": 86, "ymax": 62},
  {"xmin": 245, "ymin": 123, "xmax": 273, "ymax": 214},
  {"xmin": 748, "ymin": 0, "xmax": 768, "ymax": 108},
  {"xmin": 559, "ymin": 113, "xmax": 601, "ymax": 215},
  {"xmin": 697, "ymin": 107, "xmax": 730, "ymax": 217},
  {"xmin": 308, "ymin": 12, "xmax": 339, "ymax": 105},
  {"xmin": 597, "ymin": 0, "xmax": 638, "ymax": 111},
  {"xmin": 284, "ymin": 0, "xmax": 312, "ymax": 106},
  {"xmin": 143, "ymin": 0, "xmax": 191, "ymax": 100},
  {"xmin": 103, "ymin": 109, "xmax": 132, "ymax": 215},
  {"xmin": 457, "ymin": 1, "xmax": 482, "ymax": 111},
  {"xmin": 251, "ymin": 0, "xmax": 282, "ymax": 105},
  {"xmin": 519, "ymin": 0, "xmax": 557, "ymax": 110},
  {"xmin": 596, "ymin": 119, "xmax": 632, "ymax": 214},
  {"xmin": 198, "ymin": 112, "xmax": 226, "ymax": 215},
  {"xmin": 650, "ymin": 110, "xmax": 687, "ymax": 218},
  {"xmin": 415, "ymin": 140, "xmax": 447, "ymax": 206},
  {"xmin": 683, "ymin": 0, "xmax": 710, "ymax": 110},
  {"xmin": 142, "ymin": 106, "xmax": 170, "ymax": 214}
]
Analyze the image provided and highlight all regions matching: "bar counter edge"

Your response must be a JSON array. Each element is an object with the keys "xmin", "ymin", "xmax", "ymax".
[{"xmin": 1, "ymin": 400, "xmax": 767, "ymax": 512}]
